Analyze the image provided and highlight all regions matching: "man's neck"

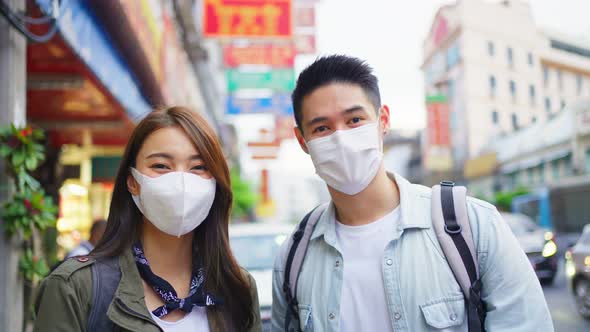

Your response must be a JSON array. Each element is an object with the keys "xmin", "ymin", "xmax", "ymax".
[
  {"xmin": 140, "ymin": 221, "xmax": 194, "ymax": 279},
  {"xmin": 330, "ymin": 166, "xmax": 400, "ymax": 226}
]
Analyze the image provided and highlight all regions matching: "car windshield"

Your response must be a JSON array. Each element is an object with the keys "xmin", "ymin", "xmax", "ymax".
[
  {"xmin": 230, "ymin": 233, "xmax": 289, "ymax": 270},
  {"xmin": 502, "ymin": 214, "xmax": 539, "ymax": 236}
]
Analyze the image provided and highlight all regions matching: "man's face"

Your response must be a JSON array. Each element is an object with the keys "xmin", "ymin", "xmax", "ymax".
[{"xmin": 295, "ymin": 82, "xmax": 390, "ymax": 152}]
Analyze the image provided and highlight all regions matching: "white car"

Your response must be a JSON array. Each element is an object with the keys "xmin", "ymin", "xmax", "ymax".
[{"xmin": 229, "ymin": 223, "xmax": 295, "ymax": 329}]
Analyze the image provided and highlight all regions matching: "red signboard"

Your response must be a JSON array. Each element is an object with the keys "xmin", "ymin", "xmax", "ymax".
[
  {"xmin": 426, "ymin": 101, "xmax": 450, "ymax": 146},
  {"xmin": 204, "ymin": 0, "xmax": 292, "ymax": 38},
  {"xmin": 224, "ymin": 44, "xmax": 295, "ymax": 67}
]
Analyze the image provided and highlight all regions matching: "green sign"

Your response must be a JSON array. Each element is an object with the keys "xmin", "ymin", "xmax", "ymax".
[
  {"xmin": 227, "ymin": 69, "xmax": 295, "ymax": 92},
  {"xmin": 92, "ymin": 156, "xmax": 122, "ymax": 181}
]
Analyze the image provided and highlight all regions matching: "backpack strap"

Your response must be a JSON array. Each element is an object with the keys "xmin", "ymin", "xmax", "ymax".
[
  {"xmin": 87, "ymin": 256, "xmax": 121, "ymax": 332},
  {"xmin": 283, "ymin": 203, "xmax": 328, "ymax": 332},
  {"xmin": 431, "ymin": 181, "xmax": 486, "ymax": 332}
]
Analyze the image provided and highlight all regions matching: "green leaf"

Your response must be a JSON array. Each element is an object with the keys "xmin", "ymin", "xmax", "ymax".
[
  {"xmin": 12, "ymin": 151, "xmax": 24, "ymax": 167},
  {"xmin": 25, "ymin": 157, "xmax": 38, "ymax": 171}
]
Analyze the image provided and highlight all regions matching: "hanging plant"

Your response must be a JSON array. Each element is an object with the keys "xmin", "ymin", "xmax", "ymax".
[{"xmin": 0, "ymin": 124, "xmax": 57, "ymax": 281}]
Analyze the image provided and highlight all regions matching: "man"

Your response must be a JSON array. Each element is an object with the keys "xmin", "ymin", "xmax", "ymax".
[
  {"xmin": 271, "ymin": 55, "xmax": 552, "ymax": 331},
  {"xmin": 66, "ymin": 219, "xmax": 106, "ymax": 258}
]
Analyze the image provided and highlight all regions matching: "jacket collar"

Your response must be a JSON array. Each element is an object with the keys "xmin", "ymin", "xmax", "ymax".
[{"xmin": 310, "ymin": 171, "xmax": 431, "ymax": 245}]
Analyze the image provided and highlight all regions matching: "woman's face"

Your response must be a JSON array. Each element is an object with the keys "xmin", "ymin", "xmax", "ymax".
[{"xmin": 128, "ymin": 126, "xmax": 213, "ymax": 193}]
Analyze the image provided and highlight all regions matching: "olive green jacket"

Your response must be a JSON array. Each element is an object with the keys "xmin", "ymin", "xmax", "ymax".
[{"xmin": 33, "ymin": 249, "xmax": 262, "ymax": 332}]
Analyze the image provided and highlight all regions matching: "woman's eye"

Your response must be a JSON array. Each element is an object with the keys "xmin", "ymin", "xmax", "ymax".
[
  {"xmin": 151, "ymin": 163, "xmax": 170, "ymax": 170},
  {"xmin": 191, "ymin": 165, "xmax": 207, "ymax": 171}
]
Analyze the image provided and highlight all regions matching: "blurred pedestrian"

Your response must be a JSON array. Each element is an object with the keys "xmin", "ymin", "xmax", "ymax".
[
  {"xmin": 271, "ymin": 55, "xmax": 553, "ymax": 331},
  {"xmin": 35, "ymin": 107, "xmax": 262, "ymax": 331},
  {"xmin": 65, "ymin": 219, "xmax": 107, "ymax": 258}
]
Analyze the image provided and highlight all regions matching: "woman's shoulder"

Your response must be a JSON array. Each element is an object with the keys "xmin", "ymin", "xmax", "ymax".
[{"xmin": 49, "ymin": 256, "xmax": 96, "ymax": 283}]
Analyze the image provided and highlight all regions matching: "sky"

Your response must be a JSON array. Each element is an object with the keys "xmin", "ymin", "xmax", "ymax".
[{"xmin": 297, "ymin": 0, "xmax": 590, "ymax": 131}]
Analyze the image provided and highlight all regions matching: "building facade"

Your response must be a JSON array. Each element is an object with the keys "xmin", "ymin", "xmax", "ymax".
[{"xmin": 422, "ymin": 0, "xmax": 590, "ymax": 174}]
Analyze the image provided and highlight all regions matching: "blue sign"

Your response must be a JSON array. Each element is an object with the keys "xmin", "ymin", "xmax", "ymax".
[
  {"xmin": 35, "ymin": 0, "xmax": 152, "ymax": 122},
  {"xmin": 226, "ymin": 94, "xmax": 293, "ymax": 115}
]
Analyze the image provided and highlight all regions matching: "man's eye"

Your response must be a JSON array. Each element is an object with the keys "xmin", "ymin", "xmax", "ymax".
[
  {"xmin": 351, "ymin": 117, "xmax": 362, "ymax": 124},
  {"xmin": 313, "ymin": 126, "xmax": 329, "ymax": 133}
]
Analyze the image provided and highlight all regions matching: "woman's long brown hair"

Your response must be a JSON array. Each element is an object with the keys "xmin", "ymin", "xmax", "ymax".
[{"xmin": 92, "ymin": 107, "xmax": 254, "ymax": 329}]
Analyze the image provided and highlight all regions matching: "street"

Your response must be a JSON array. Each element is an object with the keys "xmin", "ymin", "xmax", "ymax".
[{"xmin": 544, "ymin": 259, "xmax": 590, "ymax": 331}]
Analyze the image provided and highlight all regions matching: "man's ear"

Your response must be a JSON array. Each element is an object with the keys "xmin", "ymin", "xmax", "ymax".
[
  {"xmin": 379, "ymin": 105, "xmax": 391, "ymax": 137},
  {"xmin": 127, "ymin": 174, "xmax": 140, "ymax": 196},
  {"xmin": 294, "ymin": 127, "xmax": 309, "ymax": 154}
]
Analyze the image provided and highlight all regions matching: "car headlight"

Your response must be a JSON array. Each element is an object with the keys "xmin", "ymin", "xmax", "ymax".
[
  {"xmin": 565, "ymin": 259, "xmax": 576, "ymax": 278},
  {"xmin": 542, "ymin": 240, "xmax": 557, "ymax": 257}
]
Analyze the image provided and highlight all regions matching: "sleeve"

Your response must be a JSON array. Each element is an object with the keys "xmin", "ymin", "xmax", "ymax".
[
  {"xmin": 33, "ymin": 276, "xmax": 87, "ymax": 332},
  {"xmin": 271, "ymin": 243, "xmax": 288, "ymax": 332},
  {"xmin": 480, "ymin": 209, "xmax": 554, "ymax": 331},
  {"xmin": 247, "ymin": 272, "xmax": 263, "ymax": 332}
]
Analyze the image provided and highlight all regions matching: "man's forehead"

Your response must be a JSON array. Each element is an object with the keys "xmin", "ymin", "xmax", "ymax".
[{"xmin": 301, "ymin": 83, "xmax": 375, "ymax": 118}]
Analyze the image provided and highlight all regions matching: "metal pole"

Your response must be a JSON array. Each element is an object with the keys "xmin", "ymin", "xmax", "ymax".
[{"xmin": 0, "ymin": 0, "xmax": 27, "ymax": 330}]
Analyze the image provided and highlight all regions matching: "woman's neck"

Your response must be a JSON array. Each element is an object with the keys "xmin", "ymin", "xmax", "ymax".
[{"xmin": 140, "ymin": 220, "xmax": 194, "ymax": 278}]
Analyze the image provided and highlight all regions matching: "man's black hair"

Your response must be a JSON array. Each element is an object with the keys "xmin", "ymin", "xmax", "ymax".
[{"xmin": 291, "ymin": 55, "xmax": 381, "ymax": 132}]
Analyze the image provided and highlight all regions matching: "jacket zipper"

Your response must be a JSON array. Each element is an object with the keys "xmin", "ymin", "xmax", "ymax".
[{"xmin": 115, "ymin": 298, "xmax": 163, "ymax": 332}]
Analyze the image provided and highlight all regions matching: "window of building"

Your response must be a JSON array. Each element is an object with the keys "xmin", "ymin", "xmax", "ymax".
[
  {"xmin": 489, "ymin": 75, "xmax": 496, "ymax": 97},
  {"xmin": 545, "ymin": 97, "xmax": 551, "ymax": 113},
  {"xmin": 527, "ymin": 168, "xmax": 534, "ymax": 184},
  {"xmin": 557, "ymin": 69, "xmax": 563, "ymax": 90},
  {"xmin": 564, "ymin": 155, "xmax": 573, "ymax": 175},
  {"xmin": 586, "ymin": 148, "xmax": 590, "ymax": 173},
  {"xmin": 507, "ymin": 47, "xmax": 514, "ymax": 68},
  {"xmin": 511, "ymin": 113, "xmax": 519, "ymax": 131},
  {"xmin": 532, "ymin": 116, "xmax": 537, "ymax": 124},
  {"xmin": 551, "ymin": 159, "xmax": 560, "ymax": 180},
  {"xmin": 509, "ymin": 80, "xmax": 516, "ymax": 101},
  {"xmin": 528, "ymin": 52, "xmax": 533, "ymax": 66},
  {"xmin": 492, "ymin": 110, "xmax": 499, "ymax": 124},
  {"xmin": 561, "ymin": 99, "xmax": 566, "ymax": 110},
  {"xmin": 529, "ymin": 84, "xmax": 535, "ymax": 105},
  {"xmin": 538, "ymin": 164, "xmax": 545, "ymax": 184},
  {"xmin": 543, "ymin": 66, "xmax": 549, "ymax": 86},
  {"xmin": 487, "ymin": 41, "xmax": 494, "ymax": 56},
  {"xmin": 577, "ymin": 75, "xmax": 583, "ymax": 95}
]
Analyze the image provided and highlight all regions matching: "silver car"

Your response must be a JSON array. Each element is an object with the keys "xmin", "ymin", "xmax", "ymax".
[
  {"xmin": 565, "ymin": 224, "xmax": 590, "ymax": 319},
  {"xmin": 229, "ymin": 223, "xmax": 295, "ymax": 330}
]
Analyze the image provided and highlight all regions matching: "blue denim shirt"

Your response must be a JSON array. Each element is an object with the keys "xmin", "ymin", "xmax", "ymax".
[{"xmin": 272, "ymin": 173, "xmax": 553, "ymax": 331}]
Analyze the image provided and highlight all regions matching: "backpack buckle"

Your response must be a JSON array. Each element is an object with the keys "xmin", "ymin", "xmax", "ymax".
[{"xmin": 440, "ymin": 180, "xmax": 455, "ymax": 187}]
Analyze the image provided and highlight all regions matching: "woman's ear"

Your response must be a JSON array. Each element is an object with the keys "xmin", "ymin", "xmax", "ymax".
[{"xmin": 127, "ymin": 174, "xmax": 140, "ymax": 196}]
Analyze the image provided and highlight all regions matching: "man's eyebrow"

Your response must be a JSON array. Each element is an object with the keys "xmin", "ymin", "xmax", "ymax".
[
  {"xmin": 306, "ymin": 116, "xmax": 329, "ymax": 127},
  {"xmin": 342, "ymin": 105, "xmax": 367, "ymax": 114}
]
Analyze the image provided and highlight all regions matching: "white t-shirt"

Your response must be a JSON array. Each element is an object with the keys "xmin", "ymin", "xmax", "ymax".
[
  {"xmin": 335, "ymin": 207, "xmax": 400, "ymax": 332},
  {"xmin": 150, "ymin": 307, "xmax": 210, "ymax": 332}
]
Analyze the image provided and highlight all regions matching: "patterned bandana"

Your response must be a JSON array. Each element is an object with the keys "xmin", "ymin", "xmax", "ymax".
[{"xmin": 132, "ymin": 242, "xmax": 221, "ymax": 317}]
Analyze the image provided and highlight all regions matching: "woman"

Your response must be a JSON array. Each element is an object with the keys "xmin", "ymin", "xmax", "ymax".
[{"xmin": 34, "ymin": 107, "xmax": 261, "ymax": 331}]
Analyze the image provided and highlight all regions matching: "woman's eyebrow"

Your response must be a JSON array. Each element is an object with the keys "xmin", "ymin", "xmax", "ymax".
[{"xmin": 146, "ymin": 152, "xmax": 173, "ymax": 160}]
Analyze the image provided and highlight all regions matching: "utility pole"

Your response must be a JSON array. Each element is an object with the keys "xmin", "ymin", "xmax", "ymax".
[{"xmin": 0, "ymin": 0, "xmax": 27, "ymax": 330}]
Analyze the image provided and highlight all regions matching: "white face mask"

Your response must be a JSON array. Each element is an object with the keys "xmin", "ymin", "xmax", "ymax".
[
  {"xmin": 130, "ymin": 168, "xmax": 216, "ymax": 237},
  {"xmin": 306, "ymin": 122, "xmax": 383, "ymax": 195}
]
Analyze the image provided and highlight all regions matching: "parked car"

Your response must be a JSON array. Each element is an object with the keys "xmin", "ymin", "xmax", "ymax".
[
  {"xmin": 501, "ymin": 212, "xmax": 558, "ymax": 284},
  {"xmin": 565, "ymin": 224, "xmax": 590, "ymax": 320},
  {"xmin": 229, "ymin": 223, "xmax": 295, "ymax": 331}
]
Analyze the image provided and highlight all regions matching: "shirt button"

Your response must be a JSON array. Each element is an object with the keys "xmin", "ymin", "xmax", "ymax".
[
  {"xmin": 386, "ymin": 259, "xmax": 393, "ymax": 266},
  {"xmin": 335, "ymin": 260, "xmax": 340, "ymax": 268},
  {"xmin": 328, "ymin": 312, "xmax": 336, "ymax": 320},
  {"xmin": 394, "ymin": 312, "xmax": 402, "ymax": 320},
  {"xmin": 450, "ymin": 313, "xmax": 457, "ymax": 321}
]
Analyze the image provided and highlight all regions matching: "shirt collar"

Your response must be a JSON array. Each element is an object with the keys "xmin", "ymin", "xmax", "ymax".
[{"xmin": 310, "ymin": 171, "xmax": 431, "ymax": 243}]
